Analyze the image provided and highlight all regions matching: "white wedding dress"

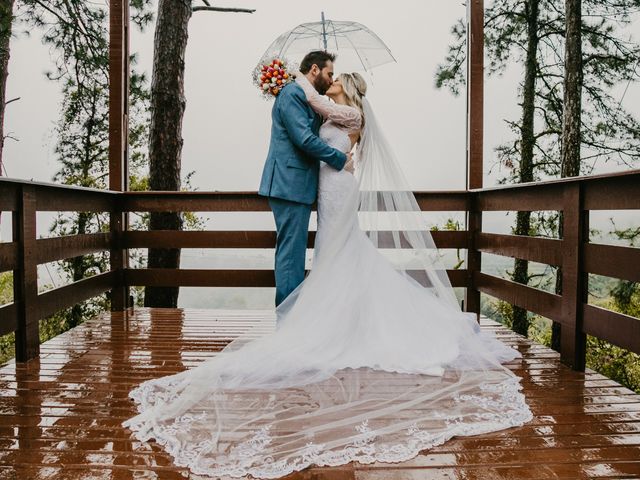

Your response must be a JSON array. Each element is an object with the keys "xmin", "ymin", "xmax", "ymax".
[{"xmin": 123, "ymin": 76, "xmax": 533, "ymax": 479}]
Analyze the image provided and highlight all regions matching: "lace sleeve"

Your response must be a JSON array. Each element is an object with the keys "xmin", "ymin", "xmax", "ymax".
[{"xmin": 295, "ymin": 74, "xmax": 362, "ymax": 132}]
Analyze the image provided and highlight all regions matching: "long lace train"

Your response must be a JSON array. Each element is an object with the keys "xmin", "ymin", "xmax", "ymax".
[
  {"xmin": 125, "ymin": 349, "xmax": 531, "ymax": 479},
  {"xmin": 122, "ymin": 89, "xmax": 533, "ymax": 479}
]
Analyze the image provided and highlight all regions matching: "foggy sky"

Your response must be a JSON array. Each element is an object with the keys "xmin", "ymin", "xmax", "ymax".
[{"xmin": 5, "ymin": 1, "xmax": 639, "ymax": 193}]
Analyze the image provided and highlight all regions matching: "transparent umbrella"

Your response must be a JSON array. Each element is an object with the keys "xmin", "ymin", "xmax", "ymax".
[{"xmin": 259, "ymin": 12, "xmax": 396, "ymax": 73}]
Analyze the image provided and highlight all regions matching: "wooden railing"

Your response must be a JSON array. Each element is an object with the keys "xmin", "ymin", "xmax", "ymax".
[
  {"xmin": 1, "ymin": 170, "xmax": 639, "ymax": 369},
  {"xmin": 0, "ymin": 178, "xmax": 118, "ymax": 361},
  {"xmin": 119, "ymin": 190, "xmax": 470, "ymax": 289},
  {"xmin": 471, "ymin": 170, "xmax": 640, "ymax": 369}
]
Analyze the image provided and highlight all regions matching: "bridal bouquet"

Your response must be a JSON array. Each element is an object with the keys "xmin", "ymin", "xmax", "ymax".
[{"xmin": 253, "ymin": 58, "xmax": 293, "ymax": 98}]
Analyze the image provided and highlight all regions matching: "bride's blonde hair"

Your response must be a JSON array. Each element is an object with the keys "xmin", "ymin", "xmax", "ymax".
[{"xmin": 339, "ymin": 72, "xmax": 367, "ymax": 124}]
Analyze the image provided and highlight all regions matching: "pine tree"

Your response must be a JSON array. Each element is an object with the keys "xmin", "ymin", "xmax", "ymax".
[
  {"xmin": 17, "ymin": 0, "xmax": 153, "ymax": 327},
  {"xmin": 144, "ymin": 0, "xmax": 192, "ymax": 308},
  {"xmin": 552, "ymin": 0, "xmax": 583, "ymax": 349},
  {"xmin": 436, "ymin": 0, "xmax": 640, "ymax": 338},
  {"xmin": 0, "ymin": 0, "xmax": 15, "ymax": 173},
  {"xmin": 144, "ymin": 1, "xmax": 254, "ymax": 308}
]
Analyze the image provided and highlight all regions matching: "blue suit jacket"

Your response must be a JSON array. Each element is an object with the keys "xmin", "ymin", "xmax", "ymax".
[{"xmin": 259, "ymin": 82, "xmax": 347, "ymax": 205}]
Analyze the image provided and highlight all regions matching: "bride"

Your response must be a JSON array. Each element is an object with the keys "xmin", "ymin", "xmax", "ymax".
[{"xmin": 123, "ymin": 68, "xmax": 533, "ymax": 479}]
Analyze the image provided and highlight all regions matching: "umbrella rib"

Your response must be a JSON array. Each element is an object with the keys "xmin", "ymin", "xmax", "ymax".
[
  {"xmin": 361, "ymin": 27, "xmax": 397, "ymax": 62},
  {"xmin": 262, "ymin": 20, "xmax": 396, "ymax": 72},
  {"xmin": 297, "ymin": 24, "xmax": 324, "ymax": 48},
  {"xmin": 329, "ymin": 20, "xmax": 340, "ymax": 51},
  {"xmin": 343, "ymin": 34, "xmax": 369, "ymax": 72},
  {"xmin": 277, "ymin": 30, "xmax": 297, "ymax": 59},
  {"xmin": 292, "ymin": 32, "xmax": 326, "ymax": 40},
  {"xmin": 331, "ymin": 27, "xmax": 365, "ymax": 34},
  {"xmin": 297, "ymin": 24, "xmax": 321, "ymax": 34}
]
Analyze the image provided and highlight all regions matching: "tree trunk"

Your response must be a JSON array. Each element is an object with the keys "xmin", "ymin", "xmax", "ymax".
[
  {"xmin": 144, "ymin": 0, "xmax": 192, "ymax": 308},
  {"xmin": 0, "ymin": 0, "xmax": 15, "ymax": 172},
  {"xmin": 511, "ymin": 0, "xmax": 539, "ymax": 337},
  {"xmin": 561, "ymin": 0, "xmax": 582, "ymax": 179},
  {"xmin": 552, "ymin": 0, "xmax": 583, "ymax": 350}
]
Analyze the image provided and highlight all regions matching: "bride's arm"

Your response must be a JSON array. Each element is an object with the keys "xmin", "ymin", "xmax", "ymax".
[{"xmin": 295, "ymin": 74, "xmax": 362, "ymax": 132}]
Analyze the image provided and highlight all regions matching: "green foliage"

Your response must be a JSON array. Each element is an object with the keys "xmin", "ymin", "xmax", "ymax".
[
  {"xmin": 1, "ymin": 1, "xmax": 206, "ymax": 355},
  {"xmin": 483, "ymin": 277, "xmax": 640, "ymax": 393},
  {"xmin": 437, "ymin": 0, "xmax": 640, "ymax": 177},
  {"xmin": 483, "ymin": 219, "xmax": 640, "ymax": 393},
  {"xmin": 611, "ymin": 222, "xmax": 640, "ymax": 247},
  {"xmin": 22, "ymin": 0, "xmax": 154, "ymax": 328},
  {"xmin": 483, "ymin": 292, "xmax": 639, "ymax": 393},
  {"xmin": 434, "ymin": 18, "xmax": 466, "ymax": 95},
  {"xmin": 129, "ymin": 0, "xmax": 154, "ymax": 28},
  {"xmin": 438, "ymin": 0, "xmax": 640, "ymax": 345},
  {"xmin": 431, "ymin": 217, "xmax": 464, "ymax": 269},
  {"xmin": 481, "ymin": 297, "xmax": 515, "ymax": 329},
  {"xmin": 0, "ymin": 273, "xmax": 14, "ymax": 364},
  {"xmin": 586, "ymin": 224, "xmax": 640, "ymax": 392},
  {"xmin": 0, "ymin": 333, "xmax": 14, "ymax": 365},
  {"xmin": 0, "ymin": 271, "xmax": 11, "ymax": 304},
  {"xmin": 0, "ymin": 273, "xmax": 102, "ymax": 365},
  {"xmin": 0, "ymin": 2, "xmax": 154, "ymax": 355},
  {"xmin": 611, "ymin": 281, "xmax": 640, "ymax": 317},
  {"xmin": 529, "ymin": 317, "xmax": 552, "ymax": 348},
  {"xmin": 481, "ymin": 296, "xmax": 552, "ymax": 345},
  {"xmin": 586, "ymin": 280, "xmax": 640, "ymax": 392},
  {"xmin": 587, "ymin": 335, "xmax": 640, "ymax": 393}
]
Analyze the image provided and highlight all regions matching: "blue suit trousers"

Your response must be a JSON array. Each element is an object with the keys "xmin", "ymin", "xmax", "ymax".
[{"xmin": 268, "ymin": 197, "xmax": 311, "ymax": 307}]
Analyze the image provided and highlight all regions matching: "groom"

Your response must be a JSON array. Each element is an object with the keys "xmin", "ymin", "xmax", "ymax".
[{"xmin": 259, "ymin": 50, "xmax": 352, "ymax": 307}]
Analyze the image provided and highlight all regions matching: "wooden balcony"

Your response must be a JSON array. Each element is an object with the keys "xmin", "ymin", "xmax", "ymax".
[
  {"xmin": 1, "ymin": 170, "xmax": 639, "ymax": 478},
  {"xmin": 1, "ymin": 308, "xmax": 639, "ymax": 479}
]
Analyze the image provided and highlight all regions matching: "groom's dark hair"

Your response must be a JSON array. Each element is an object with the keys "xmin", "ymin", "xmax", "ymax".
[{"xmin": 299, "ymin": 51, "xmax": 336, "ymax": 74}]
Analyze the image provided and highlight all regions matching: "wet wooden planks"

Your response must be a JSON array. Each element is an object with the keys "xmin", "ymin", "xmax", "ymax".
[{"xmin": 0, "ymin": 308, "xmax": 639, "ymax": 479}]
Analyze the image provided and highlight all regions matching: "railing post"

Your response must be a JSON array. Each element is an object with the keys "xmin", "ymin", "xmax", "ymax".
[
  {"xmin": 13, "ymin": 185, "xmax": 39, "ymax": 361},
  {"xmin": 110, "ymin": 206, "xmax": 128, "ymax": 311},
  {"xmin": 467, "ymin": 0, "xmax": 484, "ymax": 192},
  {"xmin": 560, "ymin": 182, "xmax": 587, "ymax": 370},
  {"xmin": 464, "ymin": 192, "xmax": 482, "ymax": 319},
  {"xmin": 463, "ymin": 0, "xmax": 484, "ymax": 321},
  {"xmin": 109, "ymin": 0, "xmax": 130, "ymax": 311}
]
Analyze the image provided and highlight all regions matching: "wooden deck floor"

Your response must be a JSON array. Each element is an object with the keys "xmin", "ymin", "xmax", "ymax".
[{"xmin": 1, "ymin": 308, "xmax": 640, "ymax": 480}]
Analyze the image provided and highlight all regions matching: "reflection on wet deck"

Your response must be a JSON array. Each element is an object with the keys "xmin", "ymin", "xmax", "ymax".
[{"xmin": 1, "ymin": 308, "xmax": 639, "ymax": 479}]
